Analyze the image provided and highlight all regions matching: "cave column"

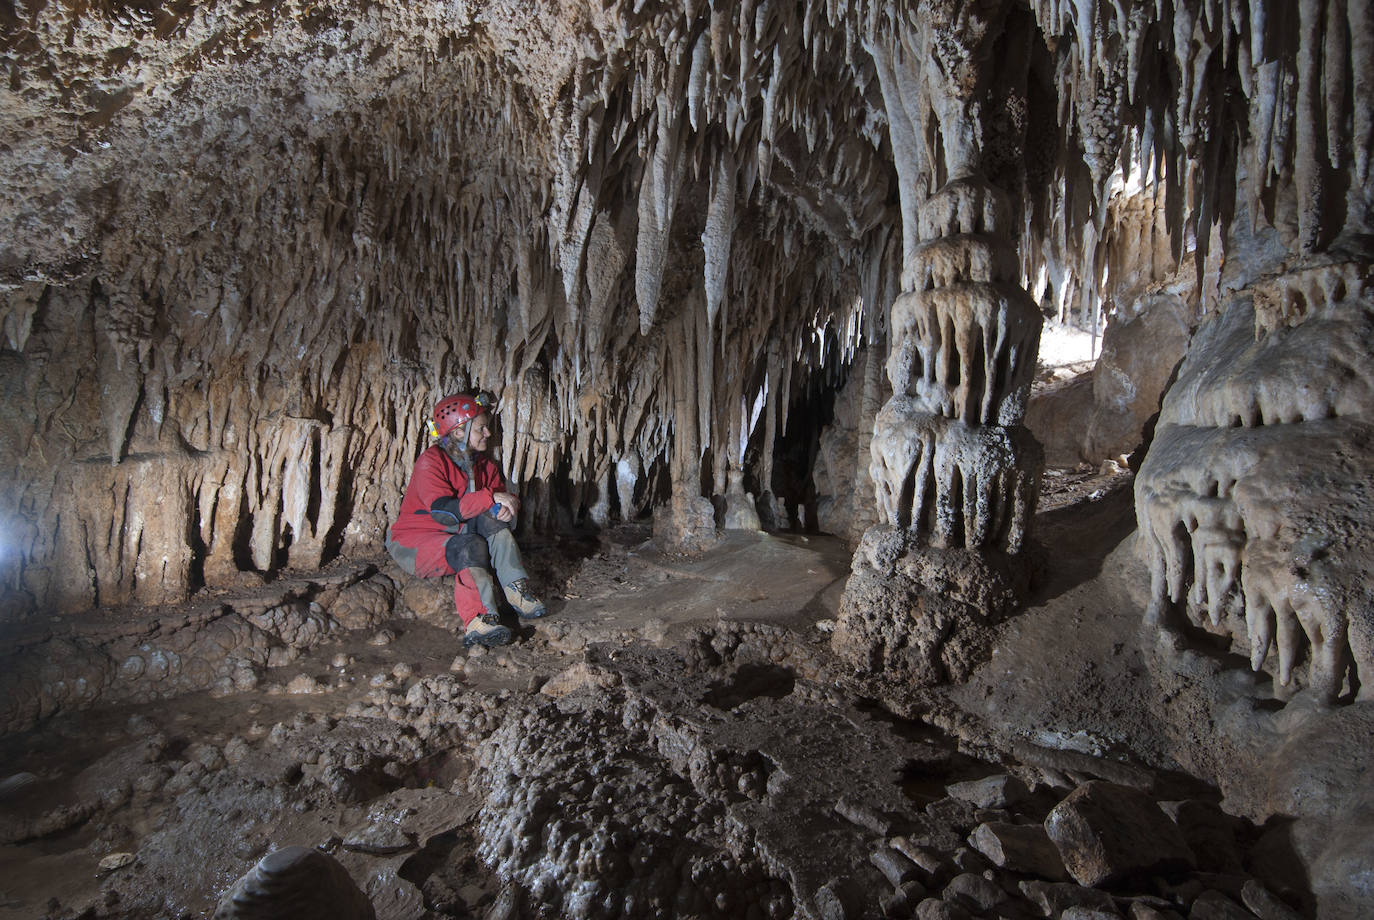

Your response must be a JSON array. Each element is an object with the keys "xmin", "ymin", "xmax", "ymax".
[
  {"xmin": 869, "ymin": 3, "xmax": 1042, "ymax": 555},
  {"xmin": 655, "ymin": 291, "xmax": 719, "ymax": 553},
  {"xmin": 871, "ymin": 176, "xmax": 1042, "ymax": 553},
  {"xmin": 834, "ymin": 3, "xmax": 1043, "ymax": 684}
]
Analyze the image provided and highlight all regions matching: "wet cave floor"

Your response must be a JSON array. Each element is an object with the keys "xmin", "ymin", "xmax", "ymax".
[{"xmin": 1, "ymin": 467, "xmax": 1308, "ymax": 920}]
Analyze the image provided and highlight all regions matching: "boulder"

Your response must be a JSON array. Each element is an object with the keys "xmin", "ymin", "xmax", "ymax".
[
  {"xmin": 942, "ymin": 873, "xmax": 1007, "ymax": 913},
  {"xmin": 1062, "ymin": 908, "xmax": 1121, "ymax": 920},
  {"xmin": 1045, "ymin": 782, "xmax": 1195, "ymax": 887},
  {"xmin": 213, "ymin": 846, "xmax": 375, "ymax": 920},
  {"xmin": 1187, "ymin": 890, "xmax": 1258, "ymax": 920},
  {"xmin": 916, "ymin": 897, "xmax": 973, "ymax": 920},
  {"xmin": 1238, "ymin": 881, "xmax": 1303, "ymax": 920},
  {"xmin": 1083, "ymin": 292, "xmax": 1192, "ymax": 464},
  {"xmin": 872, "ymin": 846, "xmax": 923, "ymax": 887},
  {"xmin": 1158, "ymin": 800, "xmax": 1244, "ymax": 873},
  {"xmin": 1026, "ymin": 371, "xmax": 1095, "ymax": 468},
  {"xmin": 1127, "ymin": 899, "xmax": 1185, "ymax": 920}
]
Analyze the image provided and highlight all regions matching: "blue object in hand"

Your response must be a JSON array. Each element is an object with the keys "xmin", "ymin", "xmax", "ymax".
[{"xmin": 489, "ymin": 502, "xmax": 502, "ymax": 517}]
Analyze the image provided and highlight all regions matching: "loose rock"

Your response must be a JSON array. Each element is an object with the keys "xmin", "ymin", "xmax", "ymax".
[
  {"xmin": 213, "ymin": 846, "xmax": 375, "ymax": 920},
  {"xmin": 1188, "ymin": 890, "xmax": 1258, "ymax": 920},
  {"xmin": 1239, "ymin": 881, "xmax": 1303, "ymax": 920},
  {"xmin": 969, "ymin": 821, "xmax": 1069, "ymax": 880},
  {"xmin": 948, "ymin": 774, "xmax": 1030, "ymax": 809},
  {"xmin": 1045, "ymin": 782, "xmax": 1195, "ymax": 887}
]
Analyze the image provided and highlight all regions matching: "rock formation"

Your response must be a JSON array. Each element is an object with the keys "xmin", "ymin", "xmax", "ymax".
[
  {"xmin": 214, "ymin": 846, "xmax": 376, "ymax": 920},
  {"xmin": 834, "ymin": 0, "xmax": 1045, "ymax": 685},
  {"xmin": 3, "ymin": 0, "xmax": 1368, "ymax": 619},
  {"xmin": 1137, "ymin": 257, "xmax": 1373, "ymax": 702},
  {"xmin": 2, "ymin": 0, "xmax": 895, "ymax": 611}
]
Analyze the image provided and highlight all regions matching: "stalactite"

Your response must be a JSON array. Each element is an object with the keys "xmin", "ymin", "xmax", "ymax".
[
  {"xmin": 3, "ymin": 0, "xmax": 1368, "ymax": 615},
  {"xmin": 702, "ymin": 148, "xmax": 737, "ymax": 334}
]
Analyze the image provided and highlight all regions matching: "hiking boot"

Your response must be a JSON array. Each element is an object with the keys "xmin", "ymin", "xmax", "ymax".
[
  {"xmin": 503, "ymin": 579, "xmax": 547, "ymax": 619},
  {"xmin": 463, "ymin": 612, "xmax": 512, "ymax": 648}
]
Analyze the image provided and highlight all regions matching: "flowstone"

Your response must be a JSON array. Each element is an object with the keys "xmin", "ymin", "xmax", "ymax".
[
  {"xmin": 1137, "ymin": 264, "xmax": 1374, "ymax": 703},
  {"xmin": 0, "ymin": 567, "xmax": 392, "ymax": 734}
]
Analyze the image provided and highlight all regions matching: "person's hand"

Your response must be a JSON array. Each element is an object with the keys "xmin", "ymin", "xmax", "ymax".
[{"xmin": 492, "ymin": 492, "xmax": 520, "ymax": 523}]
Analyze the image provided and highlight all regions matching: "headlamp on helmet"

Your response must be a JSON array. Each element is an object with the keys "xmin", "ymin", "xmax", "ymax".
[{"xmin": 429, "ymin": 391, "xmax": 498, "ymax": 441}]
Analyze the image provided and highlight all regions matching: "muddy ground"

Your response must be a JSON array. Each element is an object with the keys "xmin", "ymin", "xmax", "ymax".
[{"xmin": 0, "ymin": 467, "xmax": 1338, "ymax": 919}]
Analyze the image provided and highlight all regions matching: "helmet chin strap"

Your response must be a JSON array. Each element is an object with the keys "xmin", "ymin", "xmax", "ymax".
[{"xmin": 438, "ymin": 424, "xmax": 473, "ymax": 454}]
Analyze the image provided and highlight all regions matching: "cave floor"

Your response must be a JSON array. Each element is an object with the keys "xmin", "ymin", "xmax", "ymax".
[
  {"xmin": 2, "ymin": 466, "xmax": 1313, "ymax": 920},
  {"xmin": 0, "ymin": 524, "xmax": 862, "ymax": 920}
]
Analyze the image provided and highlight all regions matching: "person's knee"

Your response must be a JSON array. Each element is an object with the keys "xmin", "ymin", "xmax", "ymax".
[{"xmin": 445, "ymin": 533, "xmax": 491, "ymax": 572}]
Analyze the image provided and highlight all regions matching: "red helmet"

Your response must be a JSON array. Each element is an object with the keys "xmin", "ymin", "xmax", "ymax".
[{"xmin": 430, "ymin": 392, "xmax": 495, "ymax": 439}]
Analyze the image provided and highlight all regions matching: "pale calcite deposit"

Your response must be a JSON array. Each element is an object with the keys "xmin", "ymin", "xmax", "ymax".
[
  {"xmin": 1, "ymin": 0, "xmax": 895, "ymax": 607},
  {"xmin": 1137, "ymin": 265, "xmax": 1374, "ymax": 702},
  {"xmin": 867, "ymin": 64, "xmax": 1044, "ymax": 553}
]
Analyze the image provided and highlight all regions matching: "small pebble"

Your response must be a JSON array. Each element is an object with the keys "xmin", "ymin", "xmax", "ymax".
[
  {"xmin": 223, "ymin": 737, "xmax": 250, "ymax": 764},
  {"xmin": 370, "ymin": 629, "xmax": 396, "ymax": 646},
  {"xmin": 287, "ymin": 674, "xmax": 320, "ymax": 694},
  {"xmin": 331, "ymin": 653, "xmax": 351, "ymax": 668},
  {"xmin": 392, "ymin": 662, "xmax": 414, "ymax": 680}
]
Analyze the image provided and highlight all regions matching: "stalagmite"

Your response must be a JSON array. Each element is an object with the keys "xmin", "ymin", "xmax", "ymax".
[{"xmin": 832, "ymin": 0, "xmax": 1048, "ymax": 689}]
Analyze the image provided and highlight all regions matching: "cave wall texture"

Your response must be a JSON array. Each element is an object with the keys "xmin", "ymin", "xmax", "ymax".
[{"xmin": 1, "ymin": 0, "xmax": 1371, "ymax": 704}]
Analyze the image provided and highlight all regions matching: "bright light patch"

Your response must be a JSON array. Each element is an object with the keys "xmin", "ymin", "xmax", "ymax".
[{"xmin": 1039, "ymin": 320, "xmax": 1096, "ymax": 366}]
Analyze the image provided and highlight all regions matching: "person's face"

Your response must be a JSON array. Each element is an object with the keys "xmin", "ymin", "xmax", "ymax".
[{"xmin": 464, "ymin": 413, "xmax": 493, "ymax": 452}]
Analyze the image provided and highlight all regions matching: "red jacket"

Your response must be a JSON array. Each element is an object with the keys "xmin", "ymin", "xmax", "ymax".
[{"xmin": 390, "ymin": 446, "xmax": 506, "ymax": 546}]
